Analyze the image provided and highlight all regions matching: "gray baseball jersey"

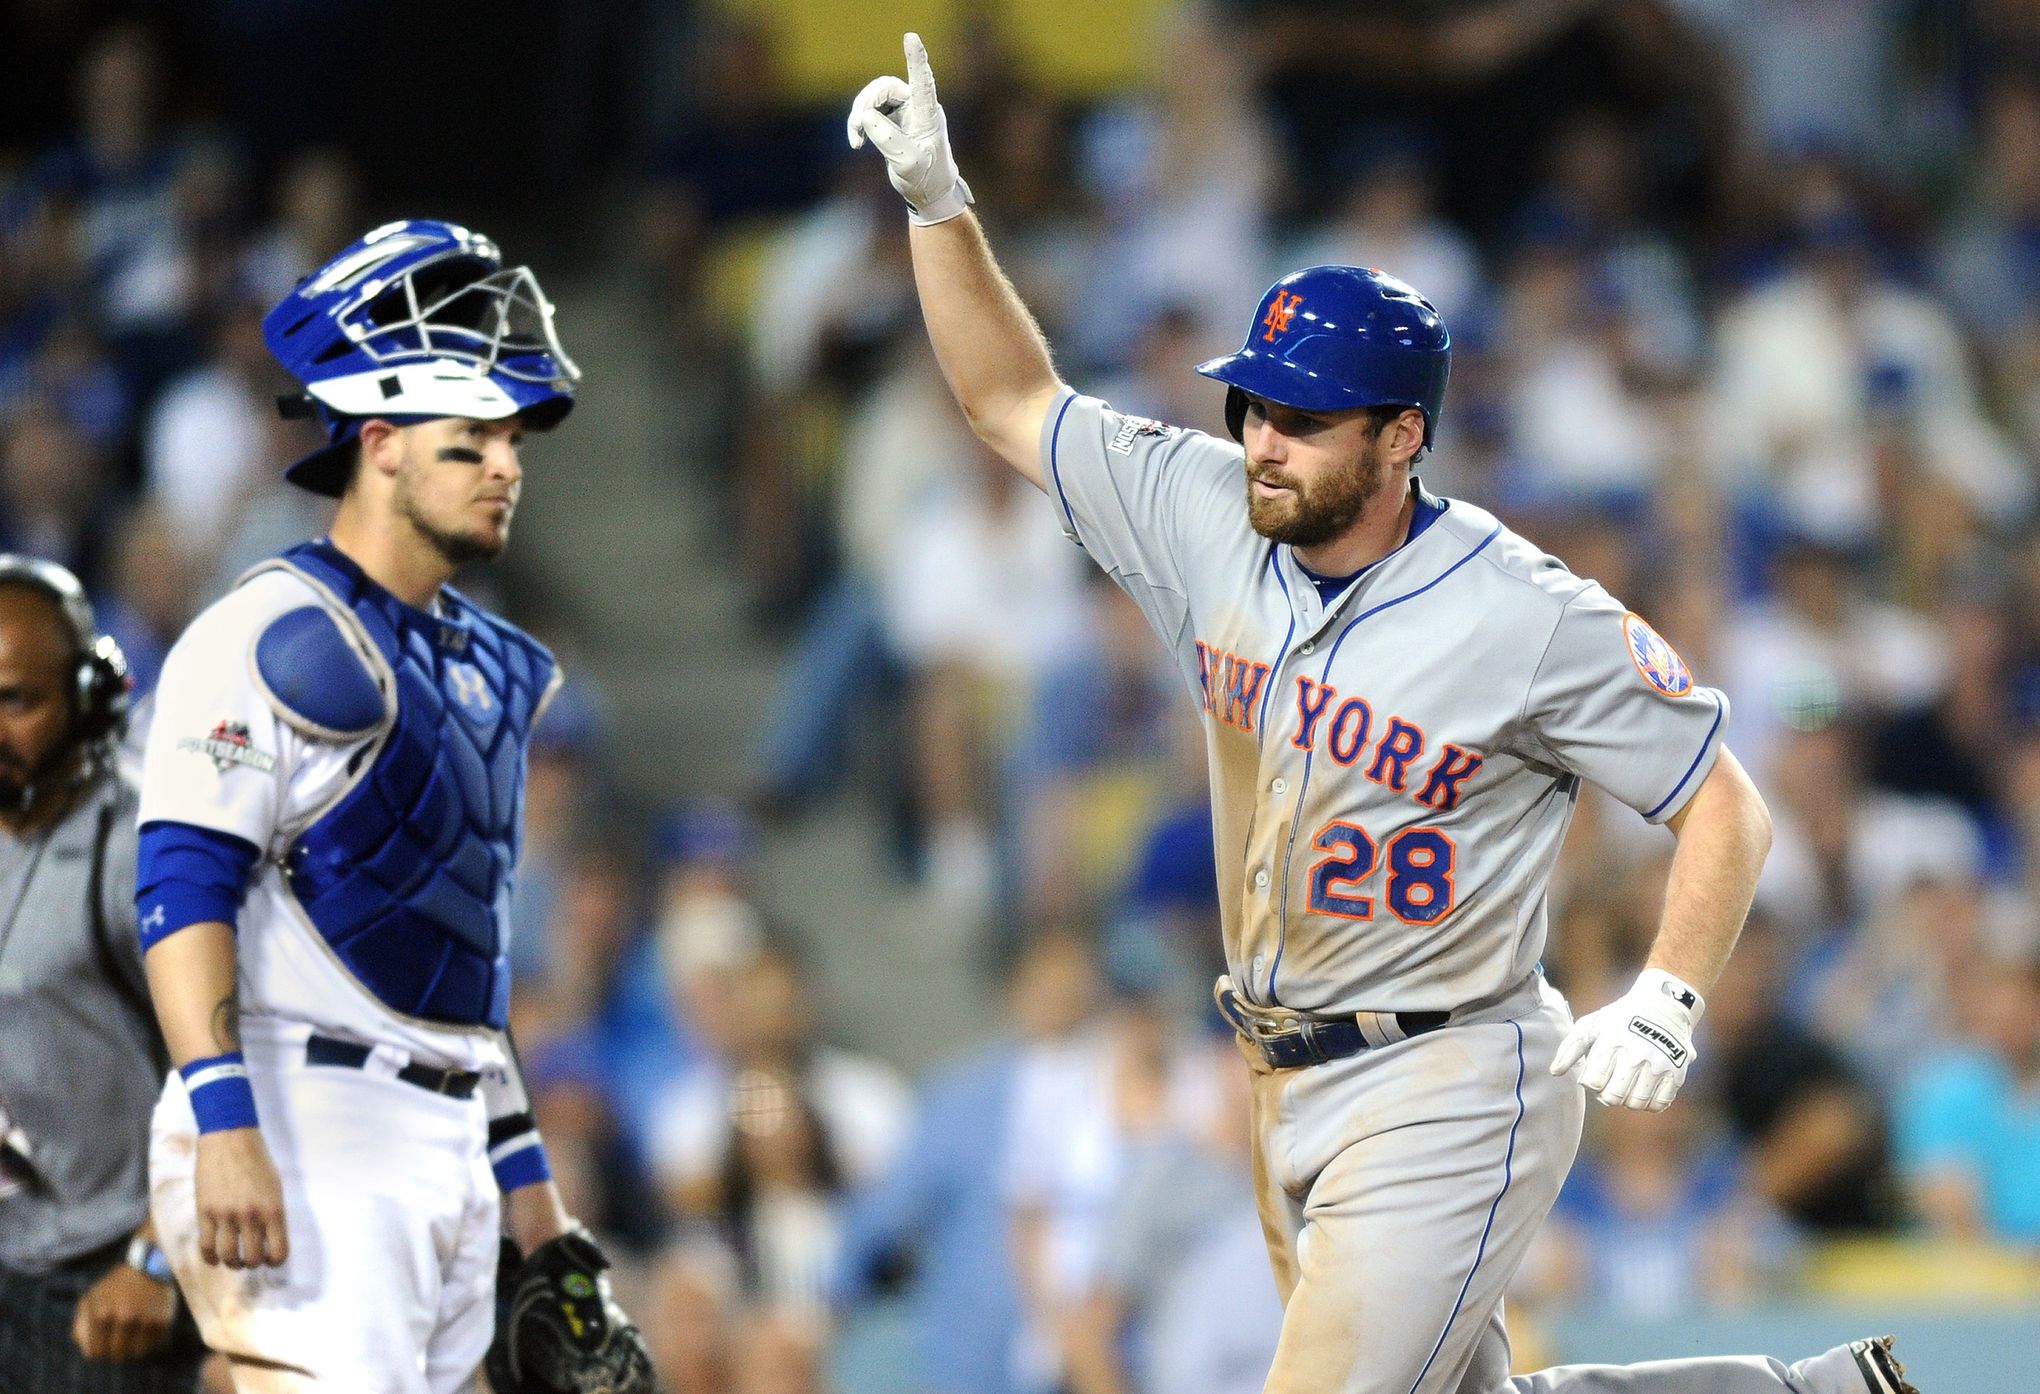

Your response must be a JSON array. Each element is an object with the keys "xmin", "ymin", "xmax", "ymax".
[{"xmin": 1040, "ymin": 391, "xmax": 1728, "ymax": 1015}]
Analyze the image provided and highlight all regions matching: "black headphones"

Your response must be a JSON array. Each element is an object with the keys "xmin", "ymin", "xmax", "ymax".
[{"xmin": 0, "ymin": 555, "xmax": 131, "ymax": 746}]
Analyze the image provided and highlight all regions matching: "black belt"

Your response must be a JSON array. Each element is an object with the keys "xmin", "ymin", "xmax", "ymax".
[
  {"xmin": 1217, "ymin": 987, "xmax": 1450, "ymax": 1069},
  {"xmin": 305, "ymin": 1034, "xmax": 481, "ymax": 1099}
]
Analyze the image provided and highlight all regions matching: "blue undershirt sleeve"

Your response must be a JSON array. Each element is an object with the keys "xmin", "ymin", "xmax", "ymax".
[{"xmin": 136, "ymin": 820, "xmax": 262, "ymax": 949}]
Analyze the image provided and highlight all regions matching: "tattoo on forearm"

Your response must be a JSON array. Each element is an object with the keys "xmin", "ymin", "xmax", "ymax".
[{"xmin": 210, "ymin": 995, "xmax": 240, "ymax": 1053}]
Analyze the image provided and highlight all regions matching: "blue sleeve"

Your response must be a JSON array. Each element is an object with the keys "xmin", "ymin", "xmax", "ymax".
[{"xmin": 136, "ymin": 820, "xmax": 262, "ymax": 949}]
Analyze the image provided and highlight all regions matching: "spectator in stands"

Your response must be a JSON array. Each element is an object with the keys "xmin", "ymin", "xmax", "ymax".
[
  {"xmin": 0, "ymin": 393, "xmax": 110, "ymax": 580},
  {"xmin": 21, "ymin": 315, "xmax": 132, "ymax": 455},
  {"xmin": 1063, "ymin": 1025, "xmax": 1283, "ymax": 1394},
  {"xmin": 1499, "ymin": 236, "xmax": 1677, "ymax": 506},
  {"xmin": 1762, "ymin": 714, "xmax": 1987, "ymax": 948},
  {"xmin": 1511, "ymin": 109, "xmax": 1702, "ymax": 379},
  {"xmin": 506, "ymin": 679, "xmax": 608, "ymax": 982},
  {"xmin": 1060, "ymin": 7, "xmax": 1276, "ymax": 374},
  {"xmin": 836, "ymin": 928, "xmax": 1104, "ymax": 1394},
  {"xmin": 878, "ymin": 433, "xmax": 1089, "ymax": 922},
  {"xmin": 1868, "ymin": 558, "xmax": 2028, "ymax": 863},
  {"xmin": 1535, "ymin": 1103, "xmax": 1789, "ymax": 1315},
  {"xmin": 1670, "ymin": 0, "xmax": 1911, "ymax": 164},
  {"xmin": 1087, "ymin": 303, "xmax": 1232, "ymax": 441},
  {"xmin": 1936, "ymin": 73, "xmax": 2040, "ymax": 362},
  {"xmin": 239, "ymin": 148, "xmax": 357, "ymax": 303},
  {"xmin": 1282, "ymin": 139, "xmax": 1487, "ymax": 324},
  {"xmin": 1005, "ymin": 974, "xmax": 1185, "ymax": 1394},
  {"xmin": 731, "ymin": 1308, "xmax": 829, "ymax": 1394},
  {"xmin": 748, "ymin": 342, "xmax": 957, "ymax": 818},
  {"xmin": 25, "ymin": 20, "xmax": 208, "ymax": 395},
  {"xmin": 509, "ymin": 835, "xmax": 641, "ymax": 1049},
  {"xmin": 1013, "ymin": 574, "xmax": 1187, "ymax": 928},
  {"xmin": 1896, "ymin": 955, "xmax": 2040, "ymax": 1244},
  {"xmin": 1701, "ymin": 920, "xmax": 1899, "ymax": 1232},
  {"xmin": 733, "ymin": 172, "xmax": 918, "ymax": 612},
  {"xmin": 1709, "ymin": 191, "xmax": 2019, "ymax": 554},
  {"xmin": 641, "ymin": 1247, "xmax": 738, "ymax": 1394},
  {"xmin": 92, "ymin": 499, "xmax": 198, "ymax": 699},
  {"xmin": 522, "ymin": 1033, "xmax": 662, "ymax": 1257},
  {"xmin": 649, "ymin": 944, "xmax": 911, "ymax": 1313},
  {"xmin": 142, "ymin": 288, "xmax": 281, "ymax": 559},
  {"xmin": 1718, "ymin": 538, "xmax": 1945, "ymax": 786},
  {"xmin": 639, "ymin": 10, "xmax": 841, "ymax": 337},
  {"xmin": 1810, "ymin": 861, "xmax": 2027, "ymax": 1085}
]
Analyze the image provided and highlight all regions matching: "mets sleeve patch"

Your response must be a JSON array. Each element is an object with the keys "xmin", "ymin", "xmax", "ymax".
[{"xmin": 1622, "ymin": 612, "xmax": 1694, "ymax": 698}]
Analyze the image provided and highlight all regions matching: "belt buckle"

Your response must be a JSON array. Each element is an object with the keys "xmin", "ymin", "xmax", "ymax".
[{"xmin": 1223, "ymin": 991, "xmax": 1295, "ymax": 1042}]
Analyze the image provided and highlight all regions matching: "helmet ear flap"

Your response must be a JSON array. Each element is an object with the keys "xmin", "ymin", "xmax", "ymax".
[{"xmin": 1225, "ymin": 386, "xmax": 1248, "ymax": 442}]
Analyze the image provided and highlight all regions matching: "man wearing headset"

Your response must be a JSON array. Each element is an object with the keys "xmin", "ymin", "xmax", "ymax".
[{"xmin": 0, "ymin": 556, "xmax": 206, "ymax": 1392}]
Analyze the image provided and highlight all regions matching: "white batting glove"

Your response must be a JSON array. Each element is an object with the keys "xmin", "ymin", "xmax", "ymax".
[
  {"xmin": 846, "ymin": 32, "xmax": 974, "ymax": 225},
  {"xmin": 1549, "ymin": 968, "xmax": 1704, "ymax": 1111}
]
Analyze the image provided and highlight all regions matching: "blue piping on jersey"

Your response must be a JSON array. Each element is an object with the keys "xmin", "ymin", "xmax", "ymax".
[
  {"xmin": 1047, "ymin": 393, "xmax": 1081, "ymax": 542},
  {"xmin": 1258, "ymin": 550, "xmax": 1296, "ymax": 744},
  {"xmin": 1266, "ymin": 523, "xmax": 1503, "ymax": 1001},
  {"xmin": 1643, "ymin": 690, "xmax": 1724, "ymax": 820},
  {"xmin": 1407, "ymin": 1018, "xmax": 1525, "ymax": 1394}
]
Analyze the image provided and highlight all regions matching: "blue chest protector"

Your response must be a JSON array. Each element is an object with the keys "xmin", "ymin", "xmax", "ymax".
[{"xmin": 257, "ymin": 540, "xmax": 556, "ymax": 1029}]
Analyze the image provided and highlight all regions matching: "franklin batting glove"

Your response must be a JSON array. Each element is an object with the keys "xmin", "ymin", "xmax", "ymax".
[{"xmin": 1550, "ymin": 968, "xmax": 1704, "ymax": 1111}]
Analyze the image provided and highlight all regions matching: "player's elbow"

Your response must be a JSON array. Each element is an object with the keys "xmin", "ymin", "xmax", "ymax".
[
  {"xmin": 1667, "ymin": 749, "xmax": 1770, "ymax": 856},
  {"xmin": 957, "ymin": 382, "xmax": 1061, "ymax": 487},
  {"xmin": 1720, "ymin": 751, "xmax": 1773, "ymax": 857}
]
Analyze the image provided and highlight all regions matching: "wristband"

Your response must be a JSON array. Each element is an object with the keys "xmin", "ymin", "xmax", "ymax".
[
  {"xmin": 180, "ymin": 1052, "xmax": 259, "ymax": 1134},
  {"xmin": 488, "ymin": 1111, "xmax": 552, "ymax": 1193},
  {"xmin": 125, "ymin": 1234, "xmax": 176, "ymax": 1285},
  {"xmin": 908, "ymin": 176, "xmax": 974, "ymax": 227}
]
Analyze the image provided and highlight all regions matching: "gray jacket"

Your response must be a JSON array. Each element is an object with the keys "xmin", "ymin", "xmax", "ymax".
[{"xmin": 0, "ymin": 769, "xmax": 162, "ymax": 1272}]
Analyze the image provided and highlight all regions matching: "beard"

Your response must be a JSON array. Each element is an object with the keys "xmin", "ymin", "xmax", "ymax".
[
  {"xmin": 394, "ymin": 474, "xmax": 509, "ymax": 567},
  {"xmin": 0, "ymin": 748, "xmax": 31, "ymax": 810},
  {"xmin": 1245, "ymin": 441, "xmax": 1388, "ymax": 547},
  {"xmin": 0, "ymin": 740, "xmax": 76, "ymax": 813}
]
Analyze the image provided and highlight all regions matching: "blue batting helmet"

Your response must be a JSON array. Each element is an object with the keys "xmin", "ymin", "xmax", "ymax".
[
  {"xmin": 1196, "ymin": 265, "xmax": 1449, "ymax": 448},
  {"xmin": 263, "ymin": 219, "xmax": 580, "ymax": 497}
]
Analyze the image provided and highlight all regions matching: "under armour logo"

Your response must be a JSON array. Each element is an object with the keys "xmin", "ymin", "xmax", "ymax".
[
  {"xmin": 142, "ymin": 905, "xmax": 166, "ymax": 935},
  {"xmin": 447, "ymin": 664, "xmax": 494, "ymax": 712},
  {"xmin": 1261, "ymin": 290, "xmax": 1303, "ymax": 342}
]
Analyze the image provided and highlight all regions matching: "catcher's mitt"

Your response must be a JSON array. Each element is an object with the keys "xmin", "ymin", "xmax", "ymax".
[{"xmin": 485, "ymin": 1227, "xmax": 654, "ymax": 1394}]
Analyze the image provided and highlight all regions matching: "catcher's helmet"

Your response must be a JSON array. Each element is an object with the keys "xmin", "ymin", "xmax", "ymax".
[
  {"xmin": 1196, "ymin": 264, "xmax": 1449, "ymax": 448},
  {"xmin": 264, "ymin": 219, "xmax": 581, "ymax": 496}
]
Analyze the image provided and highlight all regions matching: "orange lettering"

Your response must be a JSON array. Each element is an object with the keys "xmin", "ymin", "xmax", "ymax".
[{"xmin": 1261, "ymin": 290, "xmax": 1303, "ymax": 342}]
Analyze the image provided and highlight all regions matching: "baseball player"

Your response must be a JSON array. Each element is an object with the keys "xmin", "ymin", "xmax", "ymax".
[
  {"xmin": 849, "ymin": 35, "xmax": 1920, "ymax": 1394},
  {"xmin": 135, "ymin": 220, "xmax": 650, "ymax": 1393}
]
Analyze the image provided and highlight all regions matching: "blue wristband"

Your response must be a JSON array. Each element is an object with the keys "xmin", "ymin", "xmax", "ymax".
[
  {"xmin": 488, "ymin": 1114, "xmax": 552, "ymax": 1193},
  {"xmin": 180, "ymin": 1053, "xmax": 259, "ymax": 1133}
]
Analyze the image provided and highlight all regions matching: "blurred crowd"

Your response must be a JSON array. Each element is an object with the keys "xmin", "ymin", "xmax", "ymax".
[{"xmin": 10, "ymin": 1, "xmax": 2040, "ymax": 1392}]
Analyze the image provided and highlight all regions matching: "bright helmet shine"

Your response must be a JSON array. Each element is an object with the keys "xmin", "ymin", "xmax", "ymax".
[
  {"xmin": 1196, "ymin": 265, "xmax": 1449, "ymax": 449},
  {"xmin": 264, "ymin": 218, "xmax": 581, "ymax": 496}
]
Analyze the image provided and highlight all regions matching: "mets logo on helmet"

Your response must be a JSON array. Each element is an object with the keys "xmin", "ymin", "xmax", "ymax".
[
  {"xmin": 1621, "ymin": 613, "xmax": 1693, "ymax": 698},
  {"xmin": 1262, "ymin": 290, "xmax": 1303, "ymax": 342}
]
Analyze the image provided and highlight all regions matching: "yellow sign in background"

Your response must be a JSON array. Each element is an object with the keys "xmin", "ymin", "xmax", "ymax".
[{"xmin": 714, "ymin": 0, "xmax": 1178, "ymax": 101}]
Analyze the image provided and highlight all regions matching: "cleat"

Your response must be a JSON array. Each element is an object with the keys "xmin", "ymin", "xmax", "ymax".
[{"xmin": 1849, "ymin": 1336, "xmax": 1919, "ymax": 1394}]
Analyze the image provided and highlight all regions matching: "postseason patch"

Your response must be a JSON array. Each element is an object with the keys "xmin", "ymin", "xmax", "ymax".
[
  {"xmin": 1107, "ymin": 416, "xmax": 1179, "ymax": 455},
  {"xmin": 1621, "ymin": 613, "xmax": 1693, "ymax": 698},
  {"xmin": 178, "ymin": 720, "xmax": 278, "ymax": 774}
]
